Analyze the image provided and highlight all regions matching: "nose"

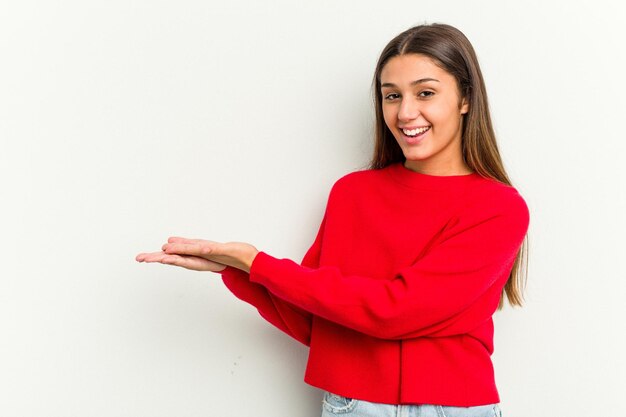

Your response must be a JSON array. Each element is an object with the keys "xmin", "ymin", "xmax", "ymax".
[{"xmin": 397, "ymin": 97, "xmax": 420, "ymax": 122}]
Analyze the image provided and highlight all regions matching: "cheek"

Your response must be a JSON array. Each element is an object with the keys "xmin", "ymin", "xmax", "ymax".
[{"xmin": 424, "ymin": 106, "xmax": 452, "ymax": 128}]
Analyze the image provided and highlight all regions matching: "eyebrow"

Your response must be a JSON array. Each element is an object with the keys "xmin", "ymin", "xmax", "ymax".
[{"xmin": 380, "ymin": 78, "xmax": 440, "ymax": 88}]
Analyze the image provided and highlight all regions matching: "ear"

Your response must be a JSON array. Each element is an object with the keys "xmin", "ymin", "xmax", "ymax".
[{"xmin": 460, "ymin": 96, "xmax": 469, "ymax": 115}]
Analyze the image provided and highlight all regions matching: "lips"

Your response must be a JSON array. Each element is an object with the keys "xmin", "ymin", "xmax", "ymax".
[
  {"xmin": 400, "ymin": 125, "xmax": 430, "ymax": 145},
  {"xmin": 401, "ymin": 126, "xmax": 431, "ymax": 136}
]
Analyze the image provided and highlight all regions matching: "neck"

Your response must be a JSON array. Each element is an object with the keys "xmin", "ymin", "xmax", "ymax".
[{"xmin": 403, "ymin": 160, "xmax": 474, "ymax": 176}]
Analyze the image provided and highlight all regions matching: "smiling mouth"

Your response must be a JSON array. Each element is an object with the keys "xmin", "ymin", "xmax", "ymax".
[{"xmin": 402, "ymin": 126, "xmax": 431, "ymax": 137}]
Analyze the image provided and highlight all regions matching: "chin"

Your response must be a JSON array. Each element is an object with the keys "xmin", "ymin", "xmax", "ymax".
[{"xmin": 402, "ymin": 151, "xmax": 431, "ymax": 162}]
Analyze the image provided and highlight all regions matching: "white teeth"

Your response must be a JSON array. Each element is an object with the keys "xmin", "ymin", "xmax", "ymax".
[{"xmin": 402, "ymin": 126, "xmax": 431, "ymax": 136}]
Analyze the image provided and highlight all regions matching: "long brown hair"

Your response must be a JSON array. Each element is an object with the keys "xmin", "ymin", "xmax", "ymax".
[{"xmin": 369, "ymin": 23, "xmax": 529, "ymax": 309}]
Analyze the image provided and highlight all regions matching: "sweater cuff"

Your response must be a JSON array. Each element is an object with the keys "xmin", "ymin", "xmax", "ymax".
[
  {"xmin": 249, "ymin": 251, "xmax": 283, "ymax": 285},
  {"xmin": 220, "ymin": 265, "xmax": 239, "ymax": 276}
]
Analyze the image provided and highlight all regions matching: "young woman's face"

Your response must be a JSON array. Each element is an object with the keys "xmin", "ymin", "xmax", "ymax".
[{"xmin": 380, "ymin": 53, "xmax": 470, "ymax": 175}]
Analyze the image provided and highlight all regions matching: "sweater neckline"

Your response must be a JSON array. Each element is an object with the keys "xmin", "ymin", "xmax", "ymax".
[{"xmin": 386, "ymin": 161, "xmax": 481, "ymax": 190}]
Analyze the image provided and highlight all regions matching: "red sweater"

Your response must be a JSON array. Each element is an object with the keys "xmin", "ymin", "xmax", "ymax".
[{"xmin": 221, "ymin": 162, "xmax": 530, "ymax": 406}]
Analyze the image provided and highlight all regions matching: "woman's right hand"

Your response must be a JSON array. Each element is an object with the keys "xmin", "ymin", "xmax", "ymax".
[{"xmin": 135, "ymin": 251, "xmax": 228, "ymax": 273}]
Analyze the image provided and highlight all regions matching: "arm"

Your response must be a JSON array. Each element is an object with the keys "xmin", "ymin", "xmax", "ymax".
[
  {"xmin": 248, "ymin": 192, "xmax": 530, "ymax": 340},
  {"xmin": 220, "ymin": 267, "xmax": 313, "ymax": 345},
  {"xmin": 219, "ymin": 213, "xmax": 327, "ymax": 346}
]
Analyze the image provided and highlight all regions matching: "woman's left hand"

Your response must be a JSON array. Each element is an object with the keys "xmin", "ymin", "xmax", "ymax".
[{"xmin": 136, "ymin": 237, "xmax": 259, "ymax": 273}]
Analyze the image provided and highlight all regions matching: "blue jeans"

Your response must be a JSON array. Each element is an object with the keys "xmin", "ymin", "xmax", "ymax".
[{"xmin": 321, "ymin": 392, "xmax": 502, "ymax": 417}]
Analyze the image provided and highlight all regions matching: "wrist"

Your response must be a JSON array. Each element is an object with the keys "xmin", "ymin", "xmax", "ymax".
[{"xmin": 243, "ymin": 248, "xmax": 260, "ymax": 273}]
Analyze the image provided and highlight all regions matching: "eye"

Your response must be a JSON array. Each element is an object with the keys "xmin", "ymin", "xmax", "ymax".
[
  {"xmin": 383, "ymin": 93, "xmax": 400, "ymax": 101},
  {"xmin": 418, "ymin": 90, "xmax": 434, "ymax": 98}
]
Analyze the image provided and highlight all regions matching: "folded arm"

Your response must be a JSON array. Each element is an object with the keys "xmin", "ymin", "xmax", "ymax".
[{"xmin": 248, "ymin": 193, "xmax": 530, "ymax": 340}]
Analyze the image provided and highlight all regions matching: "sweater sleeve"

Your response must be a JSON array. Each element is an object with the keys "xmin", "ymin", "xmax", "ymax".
[
  {"xmin": 220, "ymin": 213, "xmax": 326, "ymax": 346},
  {"xmin": 248, "ymin": 190, "xmax": 530, "ymax": 340}
]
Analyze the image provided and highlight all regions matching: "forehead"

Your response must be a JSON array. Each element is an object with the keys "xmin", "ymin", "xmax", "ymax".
[{"xmin": 380, "ymin": 53, "xmax": 453, "ymax": 85}]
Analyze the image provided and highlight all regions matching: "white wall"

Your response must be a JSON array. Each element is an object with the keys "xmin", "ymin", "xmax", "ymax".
[{"xmin": 1, "ymin": 1, "xmax": 624, "ymax": 416}]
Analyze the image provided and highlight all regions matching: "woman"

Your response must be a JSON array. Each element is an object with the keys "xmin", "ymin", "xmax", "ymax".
[{"xmin": 136, "ymin": 22, "xmax": 529, "ymax": 417}]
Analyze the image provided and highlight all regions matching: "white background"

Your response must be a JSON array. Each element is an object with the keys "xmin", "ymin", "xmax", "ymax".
[{"xmin": 1, "ymin": 1, "xmax": 625, "ymax": 416}]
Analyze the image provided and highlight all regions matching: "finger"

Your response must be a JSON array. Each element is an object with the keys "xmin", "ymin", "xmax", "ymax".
[
  {"xmin": 167, "ymin": 236, "xmax": 196, "ymax": 243},
  {"xmin": 167, "ymin": 236, "xmax": 214, "ymax": 244},
  {"xmin": 139, "ymin": 252, "xmax": 195, "ymax": 267},
  {"xmin": 160, "ymin": 254, "xmax": 193, "ymax": 266},
  {"xmin": 136, "ymin": 251, "xmax": 164, "ymax": 262},
  {"xmin": 162, "ymin": 242, "xmax": 215, "ymax": 256},
  {"xmin": 137, "ymin": 251, "xmax": 170, "ymax": 263},
  {"xmin": 158, "ymin": 254, "xmax": 227, "ymax": 272}
]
